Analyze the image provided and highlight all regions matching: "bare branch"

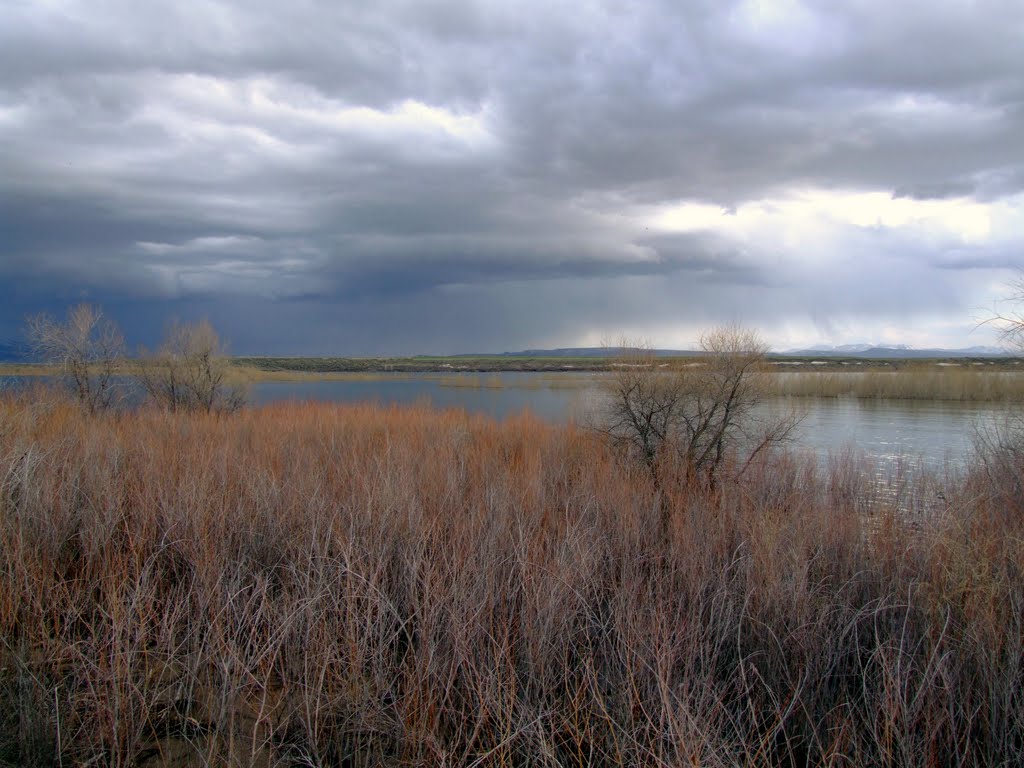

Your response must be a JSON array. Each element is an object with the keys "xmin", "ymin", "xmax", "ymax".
[
  {"xmin": 136, "ymin": 319, "xmax": 246, "ymax": 413},
  {"xmin": 25, "ymin": 303, "xmax": 125, "ymax": 413},
  {"xmin": 981, "ymin": 272, "xmax": 1024, "ymax": 354},
  {"xmin": 599, "ymin": 326, "xmax": 800, "ymax": 492}
]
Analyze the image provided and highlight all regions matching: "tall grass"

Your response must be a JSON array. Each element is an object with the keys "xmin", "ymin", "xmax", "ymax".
[
  {"xmin": 1, "ymin": 392, "xmax": 1022, "ymax": 766},
  {"xmin": 764, "ymin": 369, "xmax": 1024, "ymax": 401}
]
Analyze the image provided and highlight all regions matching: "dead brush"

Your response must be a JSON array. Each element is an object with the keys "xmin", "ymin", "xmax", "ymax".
[{"xmin": 1, "ymin": 391, "xmax": 1023, "ymax": 766}]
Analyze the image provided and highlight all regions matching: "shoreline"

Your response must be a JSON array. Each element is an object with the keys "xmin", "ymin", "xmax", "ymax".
[{"xmin": 2, "ymin": 355, "xmax": 1021, "ymax": 379}]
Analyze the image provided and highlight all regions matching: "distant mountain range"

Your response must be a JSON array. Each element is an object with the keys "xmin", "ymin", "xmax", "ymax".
[
  {"xmin": 488, "ymin": 345, "xmax": 1013, "ymax": 359},
  {"xmin": 489, "ymin": 347, "xmax": 689, "ymax": 358},
  {"xmin": 1, "ymin": 340, "xmax": 1012, "ymax": 363},
  {"xmin": 780, "ymin": 344, "xmax": 1009, "ymax": 358}
]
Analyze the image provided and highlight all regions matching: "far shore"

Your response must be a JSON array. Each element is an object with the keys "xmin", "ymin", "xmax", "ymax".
[
  {"xmin": 230, "ymin": 354, "xmax": 1024, "ymax": 375},
  {"xmin": 3, "ymin": 356, "xmax": 1024, "ymax": 401},
  {"xmin": 3, "ymin": 354, "xmax": 1022, "ymax": 380}
]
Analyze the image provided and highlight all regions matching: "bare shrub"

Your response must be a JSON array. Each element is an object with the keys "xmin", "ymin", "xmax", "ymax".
[
  {"xmin": 137, "ymin": 319, "xmax": 245, "ymax": 413},
  {"xmin": 601, "ymin": 326, "xmax": 800, "ymax": 489},
  {"xmin": 971, "ymin": 410, "xmax": 1024, "ymax": 521},
  {"xmin": 25, "ymin": 303, "xmax": 125, "ymax": 413},
  {"xmin": 1, "ymin": 397, "xmax": 1022, "ymax": 766},
  {"xmin": 987, "ymin": 272, "xmax": 1024, "ymax": 354},
  {"xmin": 976, "ymin": 274, "xmax": 1024, "ymax": 515}
]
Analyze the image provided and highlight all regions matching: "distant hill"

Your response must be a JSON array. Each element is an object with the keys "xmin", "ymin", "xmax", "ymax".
[
  {"xmin": 484, "ymin": 345, "xmax": 1013, "ymax": 359},
  {"xmin": 781, "ymin": 344, "xmax": 1009, "ymax": 358},
  {"xmin": 490, "ymin": 347, "xmax": 691, "ymax": 358}
]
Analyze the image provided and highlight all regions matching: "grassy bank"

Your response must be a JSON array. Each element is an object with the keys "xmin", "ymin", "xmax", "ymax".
[
  {"xmin": 232, "ymin": 355, "xmax": 611, "ymax": 373},
  {"xmin": 228, "ymin": 364, "xmax": 1024, "ymax": 403},
  {"xmin": 7, "ymin": 359, "xmax": 1024, "ymax": 403},
  {"xmin": 2, "ymin": 394, "xmax": 1023, "ymax": 766},
  {"xmin": 0, "ymin": 364, "xmax": 51, "ymax": 377},
  {"xmin": 762, "ymin": 368, "xmax": 1024, "ymax": 401},
  {"xmin": 232, "ymin": 355, "xmax": 1024, "ymax": 375},
  {"xmin": 230, "ymin": 361, "xmax": 1024, "ymax": 402}
]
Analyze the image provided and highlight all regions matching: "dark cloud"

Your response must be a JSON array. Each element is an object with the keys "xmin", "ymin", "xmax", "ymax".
[{"xmin": 2, "ymin": 0, "xmax": 1023, "ymax": 352}]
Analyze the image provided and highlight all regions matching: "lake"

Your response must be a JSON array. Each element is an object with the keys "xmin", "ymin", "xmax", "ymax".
[
  {"xmin": 247, "ymin": 372, "xmax": 1010, "ymax": 473},
  {"xmin": 2, "ymin": 371, "xmax": 1010, "ymax": 474}
]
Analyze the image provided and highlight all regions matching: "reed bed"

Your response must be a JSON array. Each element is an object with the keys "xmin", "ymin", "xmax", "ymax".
[
  {"xmin": 1, "ymin": 393, "xmax": 1022, "ymax": 766},
  {"xmin": 434, "ymin": 374, "xmax": 509, "ymax": 389},
  {"xmin": 763, "ymin": 368, "xmax": 1024, "ymax": 401},
  {"xmin": 434, "ymin": 374, "xmax": 601, "ymax": 391}
]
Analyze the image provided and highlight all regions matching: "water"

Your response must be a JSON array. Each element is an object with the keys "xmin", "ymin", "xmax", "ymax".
[
  {"xmin": 246, "ymin": 372, "xmax": 1009, "ymax": 472},
  {"xmin": 4, "ymin": 372, "xmax": 1012, "ymax": 471},
  {"xmin": 786, "ymin": 397, "xmax": 1002, "ymax": 472},
  {"xmin": 249, "ymin": 372, "xmax": 599, "ymax": 423}
]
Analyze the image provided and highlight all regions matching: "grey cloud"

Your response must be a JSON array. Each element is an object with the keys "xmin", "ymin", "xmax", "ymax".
[{"xmin": 2, "ymin": 0, "xmax": 1023, "ymax": 352}]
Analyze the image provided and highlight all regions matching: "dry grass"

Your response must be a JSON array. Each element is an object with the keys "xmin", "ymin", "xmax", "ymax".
[
  {"xmin": 1, "ymin": 391, "xmax": 1023, "ymax": 766},
  {"xmin": 12, "ymin": 364, "xmax": 1024, "ymax": 403},
  {"xmin": 0, "ymin": 364, "xmax": 55, "ymax": 377},
  {"xmin": 234, "ymin": 367, "xmax": 1024, "ymax": 401},
  {"xmin": 226, "ymin": 367, "xmax": 420, "ymax": 384},
  {"xmin": 764, "ymin": 368, "xmax": 1024, "ymax": 401}
]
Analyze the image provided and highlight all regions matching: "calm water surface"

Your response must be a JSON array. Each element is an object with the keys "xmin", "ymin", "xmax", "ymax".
[
  {"xmin": 250, "ymin": 373, "xmax": 598, "ymax": 421},
  {"xmin": 2, "ymin": 372, "xmax": 1009, "ymax": 471},
  {"xmin": 248, "ymin": 372, "xmax": 1009, "ymax": 471}
]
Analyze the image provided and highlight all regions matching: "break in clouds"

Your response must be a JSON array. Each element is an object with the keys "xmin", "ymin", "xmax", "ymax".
[{"xmin": 1, "ymin": 0, "xmax": 1023, "ymax": 354}]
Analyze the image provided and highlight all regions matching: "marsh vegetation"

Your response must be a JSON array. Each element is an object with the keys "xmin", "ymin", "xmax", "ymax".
[
  {"xmin": 4, "ymin": 308, "xmax": 1024, "ymax": 765},
  {"xmin": 1, "ymin": 391, "xmax": 1023, "ymax": 766},
  {"xmin": 761, "ymin": 367, "xmax": 1024, "ymax": 401},
  {"xmin": 22, "ymin": 305, "xmax": 245, "ymax": 414}
]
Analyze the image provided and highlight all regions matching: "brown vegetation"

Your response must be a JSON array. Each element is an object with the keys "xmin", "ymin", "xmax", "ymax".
[
  {"xmin": 25, "ymin": 303, "xmax": 126, "ymax": 413},
  {"xmin": 763, "ymin": 368, "xmax": 1024, "ymax": 401},
  {"xmin": 1, "ymin": 392, "xmax": 1023, "ymax": 766},
  {"xmin": 600, "ymin": 329, "xmax": 800, "ymax": 493},
  {"xmin": 137, "ymin": 319, "xmax": 246, "ymax": 413}
]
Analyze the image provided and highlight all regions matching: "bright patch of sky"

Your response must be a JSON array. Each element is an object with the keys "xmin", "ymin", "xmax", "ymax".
[{"xmin": 646, "ymin": 191, "xmax": 999, "ymax": 243}]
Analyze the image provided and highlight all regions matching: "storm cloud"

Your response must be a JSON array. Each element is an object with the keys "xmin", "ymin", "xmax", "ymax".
[{"xmin": 2, "ymin": 0, "xmax": 1023, "ymax": 353}]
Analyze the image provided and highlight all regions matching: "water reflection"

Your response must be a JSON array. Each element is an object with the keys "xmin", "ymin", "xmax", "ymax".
[
  {"xmin": 779, "ymin": 397, "xmax": 1004, "ymax": 472},
  {"xmin": 249, "ymin": 373, "xmax": 598, "ymax": 423},
  {"xmin": 248, "ymin": 373, "xmax": 1009, "ymax": 472},
  {"xmin": 3, "ymin": 372, "xmax": 1011, "ymax": 473}
]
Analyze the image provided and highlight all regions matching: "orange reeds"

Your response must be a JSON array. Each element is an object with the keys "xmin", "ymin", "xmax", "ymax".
[{"xmin": 1, "ymin": 390, "xmax": 1022, "ymax": 766}]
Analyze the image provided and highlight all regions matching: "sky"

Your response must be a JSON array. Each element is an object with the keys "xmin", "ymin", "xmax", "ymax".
[{"xmin": 2, "ymin": 0, "xmax": 1023, "ymax": 355}]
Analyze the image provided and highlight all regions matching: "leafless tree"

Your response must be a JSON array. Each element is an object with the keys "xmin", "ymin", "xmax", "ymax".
[
  {"xmin": 976, "ymin": 274, "xmax": 1024, "ymax": 508},
  {"xmin": 26, "ymin": 303, "xmax": 125, "ymax": 413},
  {"xmin": 986, "ymin": 273, "xmax": 1024, "ymax": 354},
  {"xmin": 137, "ymin": 319, "xmax": 245, "ymax": 413},
  {"xmin": 601, "ymin": 326, "xmax": 800, "ymax": 490}
]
